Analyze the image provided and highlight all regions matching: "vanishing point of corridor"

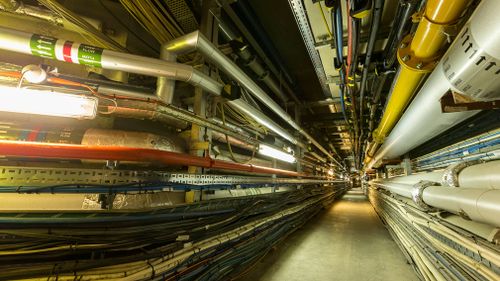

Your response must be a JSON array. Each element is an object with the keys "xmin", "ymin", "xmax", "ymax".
[{"xmin": 241, "ymin": 190, "xmax": 418, "ymax": 281}]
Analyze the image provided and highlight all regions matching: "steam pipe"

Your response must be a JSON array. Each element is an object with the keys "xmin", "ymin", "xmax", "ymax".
[
  {"xmin": 368, "ymin": 0, "xmax": 500, "ymax": 168},
  {"xmin": 162, "ymin": 31, "xmax": 342, "ymax": 167},
  {"xmin": 0, "ymin": 140, "xmax": 301, "ymax": 177},
  {"xmin": 0, "ymin": 27, "xmax": 224, "ymax": 96}
]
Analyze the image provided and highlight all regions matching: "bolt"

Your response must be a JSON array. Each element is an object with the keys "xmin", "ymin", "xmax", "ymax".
[
  {"xmin": 402, "ymin": 55, "xmax": 410, "ymax": 62},
  {"xmin": 416, "ymin": 62, "xmax": 423, "ymax": 69},
  {"xmin": 400, "ymin": 43, "xmax": 407, "ymax": 49}
]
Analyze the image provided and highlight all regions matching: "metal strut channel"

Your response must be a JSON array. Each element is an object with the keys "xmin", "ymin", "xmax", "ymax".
[
  {"xmin": 288, "ymin": 0, "xmax": 331, "ymax": 98},
  {"xmin": 0, "ymin": 166, "xmax": 340, "ymax": 187}
]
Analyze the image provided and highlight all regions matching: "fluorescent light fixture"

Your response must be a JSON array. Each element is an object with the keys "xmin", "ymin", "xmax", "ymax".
[
  {"xmin": 258, "ymin": 144, "xmax": 296, "ymax": 163},
  {"xmin": 0, "ymin": 85, "xmax": 97, "ymax": 119}
]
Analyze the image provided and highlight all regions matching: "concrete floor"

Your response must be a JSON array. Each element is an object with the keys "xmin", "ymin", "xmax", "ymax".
[{"xmin": 239, "ymin": 190, "xmax": 418, "ymax": 281}]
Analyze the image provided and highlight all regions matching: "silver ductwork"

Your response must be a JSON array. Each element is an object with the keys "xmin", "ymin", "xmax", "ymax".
[
  {"xmin": 0, "ymin": 27, "xmax": 308, "ymax": 153},
  {"xmin": 161, "ymin": 31, "xmax": 341, "ymax": 166},
  {"xmin": 0, "ymin": 27, "xmax": 223, "ymax": 96},
  {"xmin": 368, "ymin": 0, "xmax": 500, "ymax": 168}
]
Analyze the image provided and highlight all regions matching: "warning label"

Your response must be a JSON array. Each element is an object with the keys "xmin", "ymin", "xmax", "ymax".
[
  {"xmin": 30, "ymin": 34, "xmax": 57, "ymax": 59},
  {"xmin": 78, "ymin": 44, "xmax": 103, "ymax": 68}
]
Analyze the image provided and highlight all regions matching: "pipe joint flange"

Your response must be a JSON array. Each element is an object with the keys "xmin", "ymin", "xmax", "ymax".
[
  {"xmin": 441, "ymin": 160, "xmax": 482, "ymax": 187},
  {"xmin": 411, "ymin": 180, "xmax": 437, "ymax": 211},
  {"xmin": 397, "ymin": 34, "xmax": 438, "ymax": 73}
]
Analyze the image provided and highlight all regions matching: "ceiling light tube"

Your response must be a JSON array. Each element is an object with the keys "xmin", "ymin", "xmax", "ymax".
[
  {"xmin": 258, "ymin": 144, "xmax": 296, "ymax": 163},
  {"xmin": 0, "ymin": 85, "xmax": 97, "ymax": 119}
]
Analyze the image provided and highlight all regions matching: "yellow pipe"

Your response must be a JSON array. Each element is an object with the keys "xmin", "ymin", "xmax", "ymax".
[{"xmin": 367, "ymin": 0, "xmax": 469, "ymax": 163}]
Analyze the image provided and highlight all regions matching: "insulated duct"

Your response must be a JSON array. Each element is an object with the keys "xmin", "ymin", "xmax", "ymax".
[
  {"xmin": 161, "ymin": 31, "xmax": 342, "ymax": 167},
  {"xmin": 371, "ymin": 160, "xmax": 500, "ymax": 226},
  {"xmin": 368, "ymin": 0, "xmax": 500, "ymax": 168}
]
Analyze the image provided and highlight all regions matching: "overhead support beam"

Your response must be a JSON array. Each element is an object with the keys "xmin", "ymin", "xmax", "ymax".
[{"xmin": 288, "ymin": 0, "xmax": 331, "ymax": 98}]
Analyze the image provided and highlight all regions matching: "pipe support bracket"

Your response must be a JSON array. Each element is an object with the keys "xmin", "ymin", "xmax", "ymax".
[
  {"xmin": 397, "ymin": 34, "xmax": 439, "ymax": 73},
  {"xmin": 441, "ymin": 160, "xmax": 481, "ymax": 187},
  {"xmin": 411, "ymin": 180, "xmax": 438, "ymax": 211}
]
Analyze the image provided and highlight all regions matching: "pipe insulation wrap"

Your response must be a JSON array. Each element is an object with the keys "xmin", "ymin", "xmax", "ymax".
[{"xmin": 368, "ymin": 0, "xmax": 500, "ymax": 168}]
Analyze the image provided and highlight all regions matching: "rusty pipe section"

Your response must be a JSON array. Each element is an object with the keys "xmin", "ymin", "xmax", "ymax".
[
  {"xmin": 0, "ymin": 140, "xmax": 300, "ymax": 176},
  {"xmin": 81, "ymin": 128, "xmax": 186, "ymax": 153}
]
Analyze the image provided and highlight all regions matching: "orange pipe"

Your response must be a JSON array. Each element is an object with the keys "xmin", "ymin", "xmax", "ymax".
[{"xmin": 0, "ymin": 140, "xmax": 300, "ymax": 177}]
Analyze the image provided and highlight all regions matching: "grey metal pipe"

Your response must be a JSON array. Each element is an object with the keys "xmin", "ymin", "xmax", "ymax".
[
  {"xmin": 0, "ymin": 27, "xmax": 223, "ymax": 96},
  {"xmin": 97, "ymin": 84, "xmax": 156, "ymax": 100},
  {"xmin": 162, "ymin": 31, "xmax": 340, "ymax": 166},
  {"xmin": 380, "ymin": 160, "xmax": 500, "ymax": 189},
  {"xmin": 112, "ymin": 99, "xmax": 260, "ymax": 147},
  {"xmin": 155, "ymin": 49, "xmax": 176, "ymax": 104},
  {"xmin": 235, "ymin": 44, "xmax": 289, "ymax": 103},
  {"xmin": 371, "ymin": 181, "xmax": 413, "ymax": 198},
  {"xmin": 229, "ymin": 99, "xmax": 306, "ymax": 149}
]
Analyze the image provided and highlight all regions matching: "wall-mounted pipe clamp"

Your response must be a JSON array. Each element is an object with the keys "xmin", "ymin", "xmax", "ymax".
[
  {"xmin": 441, "ymin": 160, "xmax": 481, "ymax": 187},
  {"xmin": 411, "ymin": 180, "xmax": 438, "ymax": 211}
]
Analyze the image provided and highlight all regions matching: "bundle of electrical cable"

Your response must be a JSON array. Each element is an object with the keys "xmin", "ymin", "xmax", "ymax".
[
  {"xmin": 0, "ymin": 183, "xmax": 347, "ymax": 280},
  {"xmin": 367, "ymin": 186, "xmax": 500, "ymax": 281}
]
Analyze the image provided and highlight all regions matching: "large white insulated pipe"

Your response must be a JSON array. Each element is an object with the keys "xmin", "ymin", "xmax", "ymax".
[
  {"xmin": 368, "ymin": 0, "xmax": 500, "ymax": 168},
  {"xmin": 380, "ymin": 160, "xmax": 500, "ymax": 189},
  {"xmin": 371, "ymin": 160, "xmax": 500, "ymax": 226}
]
